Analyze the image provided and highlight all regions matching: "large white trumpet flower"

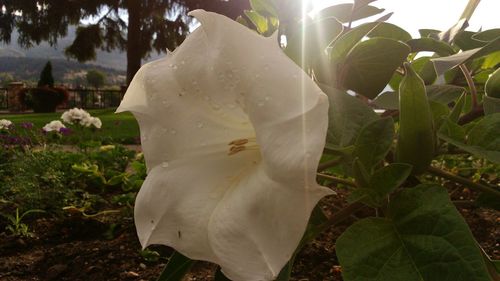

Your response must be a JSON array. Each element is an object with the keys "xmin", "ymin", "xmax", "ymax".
[{"xmin": 117, "ymin": 10, "xmax": 332, "ymax": 281}]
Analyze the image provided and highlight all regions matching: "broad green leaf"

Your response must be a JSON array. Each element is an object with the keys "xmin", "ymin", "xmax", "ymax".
[
  {"xmin": 426, "ymin": 85, "xmax": 465, "ymax": 104},
  {"xmin": 429, "ymin": 100, "xmax": 450, "ymax": 129},
  {"xmin": 438, "ymin": 118, "xmax": 466, "ymax": 142},
  {"xmin": 438, "ymin": 115, "xmax": 500, "ymax": 163},
  {"xmin": 354, "ymin": 117, "xmax": 395, "ymax": 171},
  {"xmin": 454, "ymin": 30, "xmax": 488, "ymax": 50},
  {"xmin": 244, "ymin": 10, "xmax": 268, "ymax": 34},
  {"xmin": 412, "ymin": 56, "xmax": 437, "ymax": 85},
  {"xmin": 285, "ymin": 17, "xmax": 343, "ymax": 67},
  {"xmin": 340, "ymin": 37, "xmax": 410, "ymax": 99},
  {"xmin": 321, "ymin": 85, "xmax": 379, "ymax": 147},
  {"xmin": 468, "ymin": 113, "xmax": 500, "ymax": 150},
  {"xmin": 482, "ymin": 51, "xmax": 500, "ymax": 69},
  {"xmin": 372, "ymin": 85, "xmax": 465, "ymax": 110},
  {"xmin": 369, "ymin": 163, "xmax": 412, "ymax": 198},
  {"xmin": 352, "ymin": 158, "xmax": 371, "ymax": 188},
  {"xmin": 396, "ymin": 63, "xmax": 435, "ymax": 174},
  {"xmin": 449, "ymin": 93, "xmax": 466, "ymax": 122},
  {"xmin": 250, "ymin": 0, "xmax": 278, "ymax": 17},
  {"xmin": 472, "ymin": 28, "xmax": 500, "ymax": 42},
  {"xmin": 157, "ymin": 251, "xmax": 194, "ymax": 281},
  {"xmin": 337, "ymin": 185, "xmax": 492, "ymax": 281},
  {"xmin": 484, "ymin": 96, "xmax": 500, "ymax": 115},
  {"xmin": 372, "ymin": 91, "xmax": 398, "ymax": 110},
  {"xmin": 485, "ymin": 68, "xmax": 500, "ymax": 98},
  {"xmin": 350, "ymin": 163, "xmax": 412, "ymax": 207},
  {"xmin": 406, "ymin": 37, "xmax": 455, "ymax": 56},
  {"xmin": 330, "ymin": 22, "xmax": 380, "ymax": 62},
  {"xmin": 432, "ymin": 37, "xmax": 500, "ymax": 76},
  {"xmin": 367, "ymin": 22, "xmax": 412, "ymax": 42},
  {"xmin": 315, "ymin": 3, "xmax": 384, "ymax": 23}
]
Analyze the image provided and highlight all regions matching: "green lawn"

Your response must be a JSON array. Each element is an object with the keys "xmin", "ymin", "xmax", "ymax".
[{"xmin": 1, "ymin": 109, "xmax": 140, "ymax": 144}]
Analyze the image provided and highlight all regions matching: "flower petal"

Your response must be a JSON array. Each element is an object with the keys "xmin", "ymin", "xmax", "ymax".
[{"xmin": 119, "ymin": 9, "xmax": 333, "ymax": 281}]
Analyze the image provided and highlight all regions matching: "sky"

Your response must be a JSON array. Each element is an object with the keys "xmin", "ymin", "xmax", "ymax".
[{"xmin": 309, "ymin": 0, "xmax": 500, "ymax": 36}]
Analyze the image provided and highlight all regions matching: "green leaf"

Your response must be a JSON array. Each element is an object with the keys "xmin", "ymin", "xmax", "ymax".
[
  {"xmin": 396, "ymin": 63, "xmax": 435, "ymax": 174},
  {"xmin": 481, "ymin": 51, "xmax": 500, "ymax": 69},
  {"xmin": 438, "ymin": 118, "xmax": 466, "ymax": 142},
  {"xmin": 369, "ymin": 163, "xmax": 412, "ymax": 199},
  {"xmin": 372, "ymin": 91, "xmax": 398, "ymax": 110},
  {"xmin": 406, "ymin": 37, "xmax": 455, "ymax": 56},
  {"xmin": 337, "ymin": 185, "xmax": 492, "ymax": 281},
  {"xmin": 367, "ymin": 22, "xmax": 412, "ymax": 42},
  {"xmin": 468, "ymin": 113, "xmax": 500, "ymax": 150},
  {"xmin": 438, "ymin": 115, "xmax": 500, "ymax": 164},
  {"xmin": 484, "ymin": 96, "xmax": 500, "ymax": 115},
  {"xmin": 411, "ymin": 56, "xmax": 437, "ymax": 85},
  {"xmin": 432, "ymin": 37, "xmax": 500, "ymax": 76},
  {"xmin": 449, "ymin": 93, "xmax": 466, "ymax": 122},
  {"xmin": 330, "ymin": 22, "xmax": 380, "ymax": 62},
  {"xmin": 354, "ymin": 117, "xmax": 395, "ymax": 171},
  {"xmin": 244, "ymin": 10, "xmax": 268, "ymax": 34},
  {"xmin": 249, "ymin": 0, "xmax": 278, "ymax": 17},
  {"xmin": 352, "ymin": 158, "xmax": 371, "ymax": 188},
  {"xmin": 315, "ymin": 3, "xmax": 384, "ymax": 23},
  {"xmin": 285, "ymin": 17, "xmax": 343, "ymax": 67},
  {"xmin": 454, "ymin": 30, "xmax": 488, "ymax": 51},
  {"xmin": 472, "ymin": 28, "xmax": 500, "ymax": 42},
  {"xmin": 429, "ymin": 100, "xmax": 450, "ymax": 129},
  {"xmin": 485, "ymin": 68, "xmax": 500, "ymax": 98},
  {"xmin": 340, "ymin": 37, "xmax": 410, "ymax": 99},
  {"xmin": 157, "ymin": 251, "xmax": 195, "ymax": 281},
  {"xmin": 321, "ymin": 85, "xmax": 379, "ymax": 147},
  {"xmin": 426, "ymin": 85, "xmax": 465, "ymax": 104}
]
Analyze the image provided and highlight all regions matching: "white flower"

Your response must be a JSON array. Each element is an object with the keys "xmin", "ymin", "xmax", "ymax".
[
  {"xmin": 81, "ymin": 116, "xmax": 102, "ymax": 129},
  {"xmin": 61, "ymin": 108, "xmax": 91, "ymax": 125},
  {"xmin": 117, "ymin": 10, "xmax": 332, "ymax": 281},
  {"xmin": 42, "ymin": 120, "xmax": 66, "ymax": 132},
  {"xmin": 0, "ymin": 119, "xmax": 13, "ymax": 130}
]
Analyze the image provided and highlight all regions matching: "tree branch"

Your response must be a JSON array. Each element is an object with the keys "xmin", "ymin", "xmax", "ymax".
[{"xmin": 458, "ymin": 104, "xmax": 484, "ymax": 125}]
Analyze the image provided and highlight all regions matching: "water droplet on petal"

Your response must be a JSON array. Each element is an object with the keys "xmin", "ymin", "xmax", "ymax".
[
  {"xmin": 212, "ymin": 103, "xmax": 221, "ymax": 111},
  {"xmin": 263, "ymin": 64, "xmax": 269, "ymax": 70},
  {"xmin": 258, "ymin": 101, "xmax": 265, "ymax": 107},
  {"xmin": 181, "ymin": 60, "xmax": 186, "ymax": 65},
  {"xmin": 170, "ymin": 129, "xmax": 177, "ymax": 135},
  {"xmin": 264, "ymin": 96, "xmax": 271, "ymax": 101},
  {"xmin": 161, "ymin": 162, "xmax": 169, "ymax": 168},
  {"xmin": 227, "ymin": 103, "xmax": 236, "ymax": 109},
  {"xmin": 197, "ymin": 122, "xmax": 204, "ymax": 129},
  {"xmin": 204, "ymin": 96, "xmax": 211, "ymax": 101}
]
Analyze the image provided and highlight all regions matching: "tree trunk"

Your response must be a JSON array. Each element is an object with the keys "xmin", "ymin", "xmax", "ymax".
[{"xmin": 126, "ymin": 0, "xmax": 142, "ymax": 85}]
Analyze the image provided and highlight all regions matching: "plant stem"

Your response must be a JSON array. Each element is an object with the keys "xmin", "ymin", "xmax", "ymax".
[
  {"xmin": 427, "ymin": 166, "xmax": 500, "ymax": 198},
  {"xmin": 458, "ymin": 104, "xmax": 484, "ymax": 125},
  {"xmin": 318, "ymin": 158, "xmax": 343, "ymax": 171},
  {"xmin": 319, "ymin": 202, "xmax": 365, "ymax": 231},
  {"xmin": 317, "ymin": 173, "xmax": 357, "ymax": 187},
  {"xmin": 459, "ymin": 64, "xmax": 478, "ymax": 108}
]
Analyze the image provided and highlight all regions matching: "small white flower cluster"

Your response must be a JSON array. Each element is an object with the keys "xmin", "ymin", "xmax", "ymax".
[
  {"xmin": 61, "ymin": 108, "xmax": 102, "ymax": 129},
  {"xmin": 42, "ymin": 120, "xmax": 66, "ymax": 132},
  {"xmin": 0, "ymin": 119, "xmax": 13, "ymax": 130}
]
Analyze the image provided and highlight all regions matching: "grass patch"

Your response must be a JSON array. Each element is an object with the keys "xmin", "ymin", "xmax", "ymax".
[{"xmin": 1, "ymin": 109, "xmax": 139, "ymax": 144}]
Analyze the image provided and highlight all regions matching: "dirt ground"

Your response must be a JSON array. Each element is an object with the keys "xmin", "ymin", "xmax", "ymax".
[{"xmin": 0, "ymin": 189, "xmax": 498, "ymax": 281}]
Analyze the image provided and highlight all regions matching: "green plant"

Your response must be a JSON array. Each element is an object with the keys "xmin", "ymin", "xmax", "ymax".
[{"xmin": 0, "ymin": 208, "xmax": 45, "ymax": 237}]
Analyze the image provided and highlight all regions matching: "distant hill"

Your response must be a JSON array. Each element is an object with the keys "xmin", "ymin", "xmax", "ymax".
[
  {"xmin": 0, "ymin": 25, "xmax": 165, "ymax": 85},
  {"xmin": 0, "ymin": 56, "xmax": 126, "ymax": 86}
]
